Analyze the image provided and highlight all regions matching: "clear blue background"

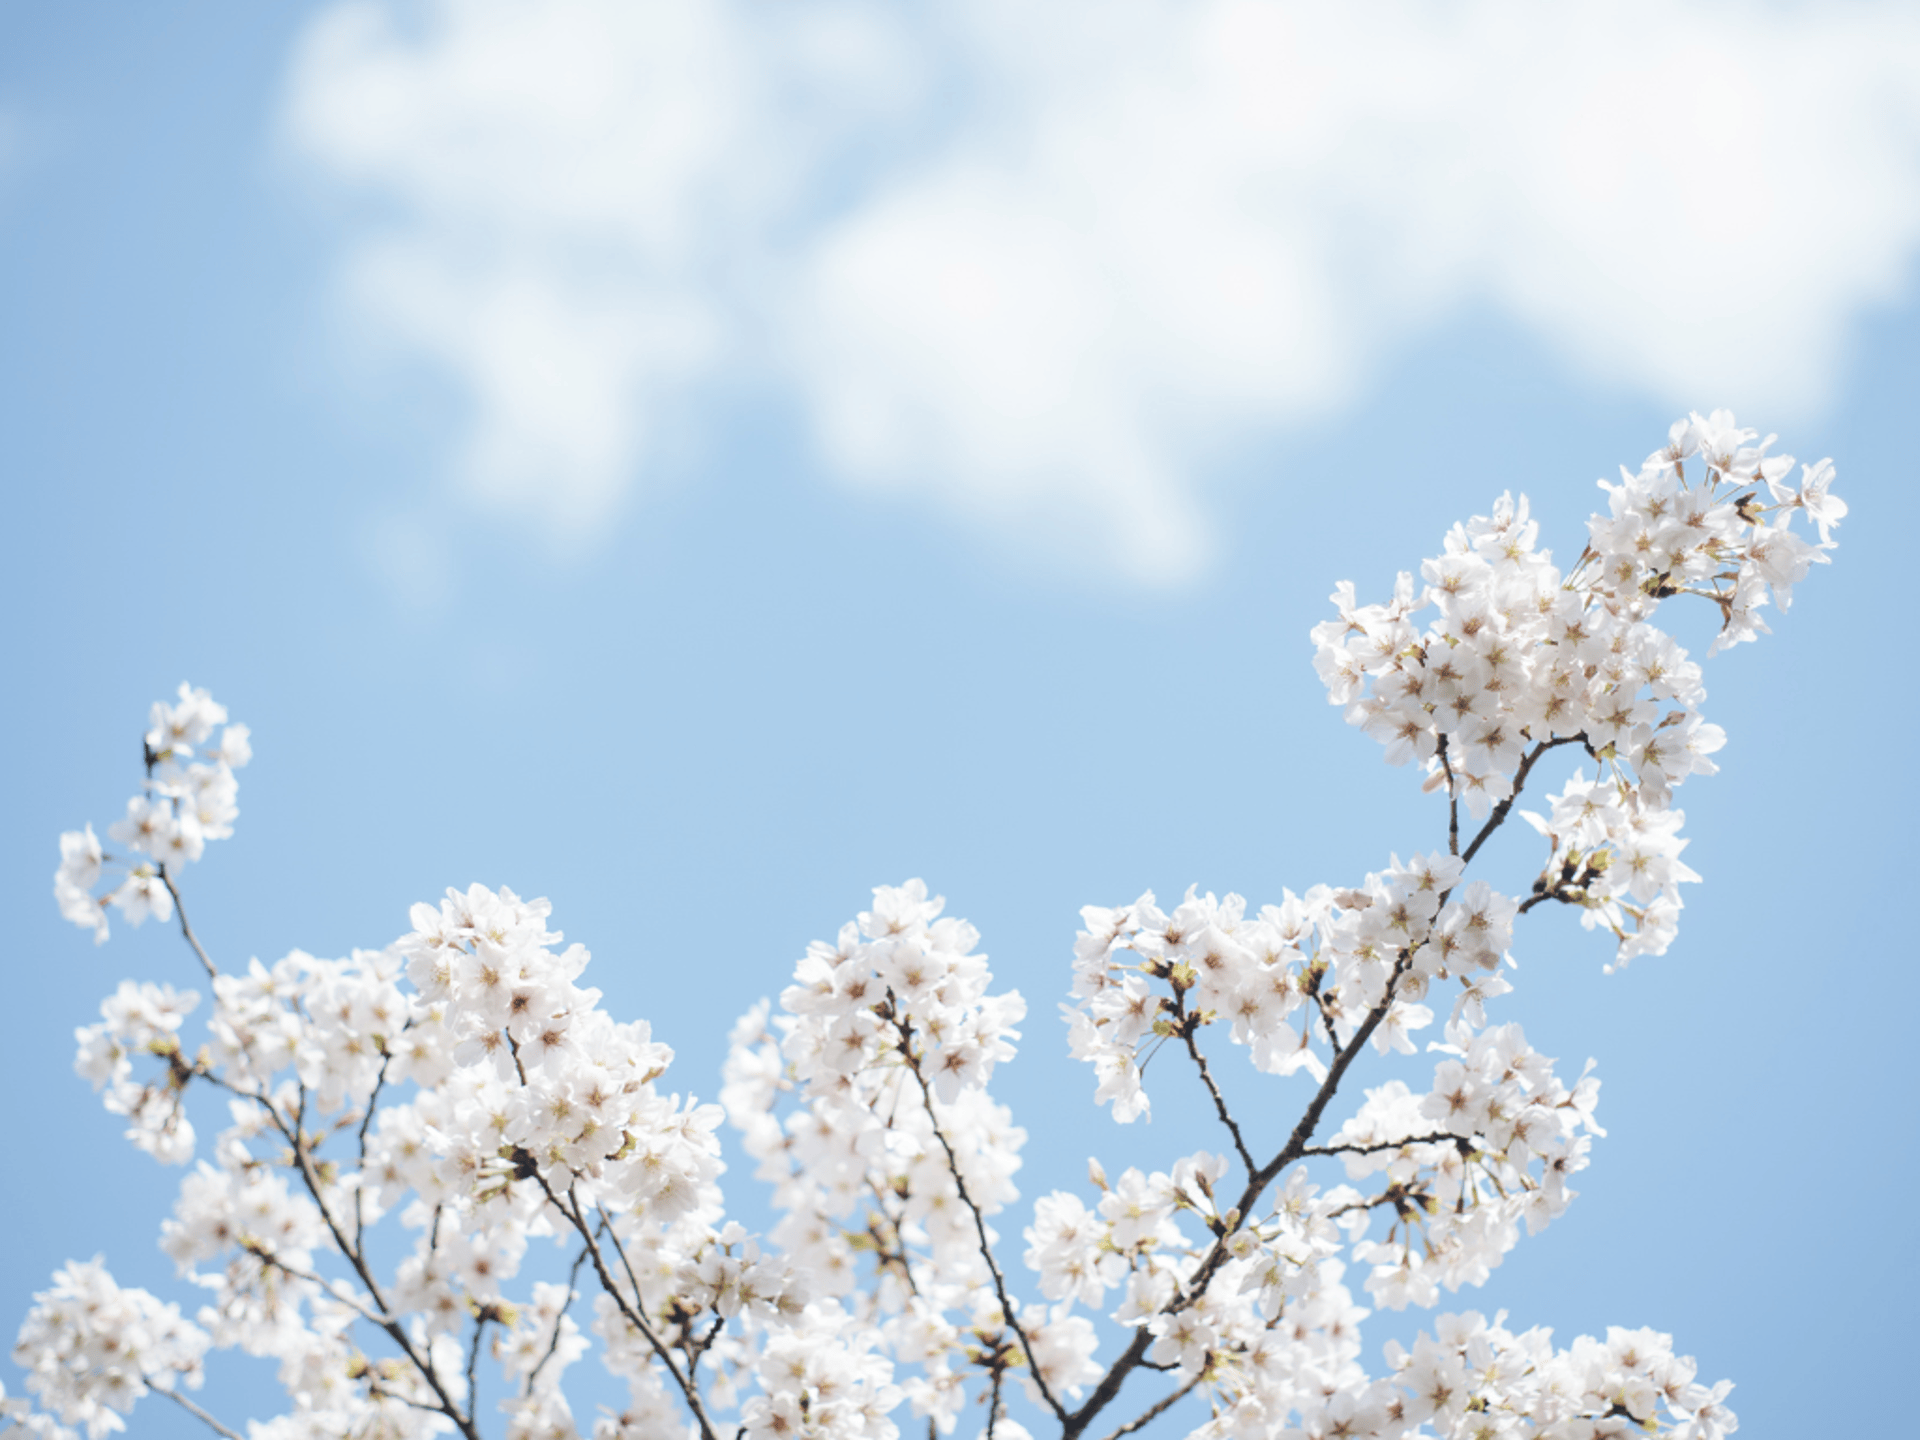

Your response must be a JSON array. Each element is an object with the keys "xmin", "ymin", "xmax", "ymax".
[{"xmin": 2, "ymin": 6, "xmax": 1913, "ymax": 1437}]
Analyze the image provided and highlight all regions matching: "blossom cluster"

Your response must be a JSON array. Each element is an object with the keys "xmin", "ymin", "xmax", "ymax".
[
  {"xmin": 720, "ymin": 883, "xmax": 1058, "ymax": 1436},
  {"xmin": 53, "ymin": 684, "xmax": 251, "ymax": 945},
  {"xmin": 1061, "ymin": 846, "xmax": 1535, "ymax": 1131},
  {"xmin": 72, "ymin": 981, "xmax": 203, "ymax": 1163},
  {"xmin": 1310, "ymin": 411, "xmax": 1842, "ymax": 964},
  {"xmin": 11, "ymin": 1259, "xmax": 209, "ymax": 1440},
  {"xmin": 1381, "ymin": 1313, "xmax": 1736, "ymax": 1440},
  {"xmin": 10, "ymin": 415, "xmax": 1834, "ymax": 1440},
  {"xmin": 1327, "ymin": 1020, "xmax": 1603, "ymax": 1310}
]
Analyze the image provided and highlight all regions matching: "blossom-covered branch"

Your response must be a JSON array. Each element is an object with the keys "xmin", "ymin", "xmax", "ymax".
[{"xmin": 14, "ymin": 411, "xmax": 1828, "ymax": 1440}]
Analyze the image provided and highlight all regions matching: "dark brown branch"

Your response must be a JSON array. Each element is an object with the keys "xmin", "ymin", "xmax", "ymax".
[
  {"xmin": 687, "ymin": 1314, "xmax": 726, "ymax": 1380},
  {"xmin": 1172, "ymin": 995, "xmax": 1256, "ymax": 1177},
  {"xmin": 531, "ymin": 1176, "xmax": 720, "ymax": 1440},
  {"xmin": 593, "ymin": 1205, "xmax": 650, "ymax": 1312},
  {"xmin": 1062, "ymin": 953, "xmax": 1413, "ymax": 1440},
  {"xmin": 1060, "ymin": 732, "xmax": 1558, "ymax": 1432},
  {"xmin": 1094, "ymin": 1369, "xmax": 1206, "ymax": 1440},
  {"xmin": 464, "ymin": 1312, "xmax": 488, "ymax": 1429},
  {"xmin": 1459, "ymin": 737, "xmax": 1581, "ymax": 866},
  {"xmin": 191, "ymin": 1070, "xmax": 472, "ymax": 1433},
  {"xmin": 271, "ymin": 1087, "xmax": 480, "ymax": 1440},
  {"xmin": 1328, "ymin": 1191, "xmax": 1413, "ymax": 1221},
  {"xmin": 353, "ymin": 1054, "xmax": 393, "ymax": 1248},
  {"xmin": 1299, "ymin": 1132, "xmax": 1468, "ymax": 1160},
  {"xmin": 891, "ymin": 1018, "xmax": 1070, "ymax": 1426}
]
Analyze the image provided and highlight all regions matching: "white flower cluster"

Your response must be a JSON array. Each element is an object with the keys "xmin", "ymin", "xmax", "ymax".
[
  {"xmin": 72, "ymin": 981, "xmax": 201, "ymax": 1163},
  {"xmin": 1022, "ymin": 1153, "xmax": 1377, "ymax": 1431},
  {"xmin": 17, "ymin": 414, "xmax": 1829, "ymax": 1440},
  {"xmin": 740, "ymin": 1306, "xmax": 904, "ymax": 1440},
  {"xmin": 1381, "ymin": 1312, "xmax": 1737, "ymax": 1440},
  {"xmin": 10, "ymin": 1259, "xmax": 209, "ymax": 1440},
  {"xmin": 1312, "ymin": 410, "xmax": 1841, "ymax": 961},
  {"xmin": 53, "ymin": 684, "xmax": 251, "ymax": 945},
  {"xmin": 398, "ymin": 884, "xmax": 729, "ymax": 1225},
  {"xmin": 1327, "ymin": 1021, "xmax": 1604, "ymax": 1311},
  {"xmin": 1063, "ymin": 854, "xmax": 1518, "ymax": 1126},
  {"xmin": 720, "ymin": 883, "xmax": 1048, "ymax": 1438}
]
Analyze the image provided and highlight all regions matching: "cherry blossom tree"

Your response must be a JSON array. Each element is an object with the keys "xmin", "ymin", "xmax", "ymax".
[{"xmin": 7, "ymin": 411, "xmax": 1844, "ymax": 1440}]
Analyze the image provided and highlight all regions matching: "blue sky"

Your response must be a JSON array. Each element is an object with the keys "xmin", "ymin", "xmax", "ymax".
[{"xmin": 3, "ymin": 4, "xmax": 1916, "ymax": 1436}]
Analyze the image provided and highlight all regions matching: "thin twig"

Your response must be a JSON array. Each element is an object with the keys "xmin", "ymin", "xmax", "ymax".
[
  {"xmin": 354, "ymin": 1054, "xmax": 393, "ymax": 1247},
  {"xmin": 1062, "ymin": 953, "xmax": 1413, "ymax": 1440},
  {"xmin": 1299, "ymin": 1133, "xmax": 1467, "ymax": 1160},
  {"xmin": 526, "ymin": 1245, "xmax": 591, "ymax": 1395},
  {"xmin": 687, "ymin": 1314, "xmax": 726, "ymax": 1381},
  {"xmin": 859, "ymin": 1184, "xmax": 923, "ymax": 1299},
  {"xmin": 368, "ymin": 1384, "xmax": 459, "ymax": 1418},
  {"xmin": 1094, "ymin": 1369, "xmax": 1207, "ymax": 1440},
  {"xmin": 270, "ymin": 1087, "xmax": 481, "ymax": 1440},
  {"xmin": 528, "ymin": 1175, "xmax": 721, "ymax": 1440},
  {"xmin": 1172, "ymin": 994, "xmax": 1256, "ymax": 1176},
  {"xmin": 984, "ymin": 1361, "xmax": 1006, "ymax": 1440},
  {"xmin": 465, "ymin": 1312, "xmax": 488, "ymax": 1428},
  {"xmin": 1459, "ymin": 737, "xmax": 1581, "ymax": 866},
  {"xmin": 593, "ymin": 1206, "xmax": 651, "ymax": 1320},
  {"xmin": 248, "ymin": 1248, "xmax": 394, "ymax": 1326},
  {"xmin": 161, "ymin": 886, "xmax": 467, "ymax": 1433},
  {"xmin": 147, "ymin": 1380, "xmax": 243, "ymax": 1440},
  {"xmin": 1437, "ymin": 733, "xmax": 1460, "ymax": 857},
  {"xmin": 157, "ymin": 865, "xmax": 217, "ymax": 980},
  {"xmin": 891, "ymin": 1016, "xmax": 1070, "ymax": 1426}
]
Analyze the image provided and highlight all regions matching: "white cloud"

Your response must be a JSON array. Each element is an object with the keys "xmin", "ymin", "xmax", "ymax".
[{"xmin": 284, "ymin": 0, "xmax": 1920, "ymax": 582}]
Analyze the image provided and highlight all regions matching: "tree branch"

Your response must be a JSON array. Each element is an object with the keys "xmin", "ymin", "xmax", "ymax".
[
  {"xmin": 1299, "ymin": 1132, "xmax": 1469, "ymax": 1160},
  {"xmin": 1171, "ymin": 994, "xmax": 1256, "ymax": 1177},
  {"xmin": 353, "ymin": 1054, "xmax": 393, "ymax": 1248},
  {"xmin": 1094, "ymin": 1369, "xmax": 1206, "ymax": 1440},
  {"xmin": 1459, "ymin": 738, "xmax": 1581, "ymax": 866},
  {"xmin": 148, "ymin": 1380, "xmax": 243, "ymax": 1440},
  {"xmin": 246, "ymin": 1246, "xmax": 394, "ymax": 1328},
  {"xmin": 530, "ymin": 1175, "xmax": 721, "ymax": 1440},
  {"xmin": 890, "ymin": 1015, "xmax": 1070, "ymax": 1426},
  {"xmin": 859, "ymin": 1183, "xmax": 923, "ymax": 1299},
  {"xmin": 157, "ymin": 865, "xmax": 217, "ymax": 981},
  {"xmin": 1063, "ymin": 734, "xmax": 1557, "ymax": 1433},
  {"xmin": 465, "ymin": 1312, "xmax": 488, "ymax": 1429},
  {"xmin": 268, "ymin": 1088, "xmax": 480, "ymax": 1440},
  {"xmin": 526, "ymin": 1245, "xmax": 592, "ymax": 1395},
  {"xmin": 1063, "ymin": 952, "xmax": 1413, "ymax": 1440}
]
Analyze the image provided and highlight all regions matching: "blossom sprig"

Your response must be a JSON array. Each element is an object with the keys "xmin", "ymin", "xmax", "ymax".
[
  {"xmin": 52, "ymin": 683, "xmax": 250, "ymax": 952},
  {"xmin": 12, "ymin": 410, "xmax": 1831, "ymax": 1440},
  {"xmin": 10, "ymin": 1259, "xmax": 210, "ymax": 1440},
  {"xmin": 1312, "ymin": 408, "xmax": 1840, "ymax": 963}
]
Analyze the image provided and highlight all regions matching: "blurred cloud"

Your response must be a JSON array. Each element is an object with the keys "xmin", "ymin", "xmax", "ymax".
[{"xmin": 284, "ymin": 0, "xmax": 1920, "ymax": 583}]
